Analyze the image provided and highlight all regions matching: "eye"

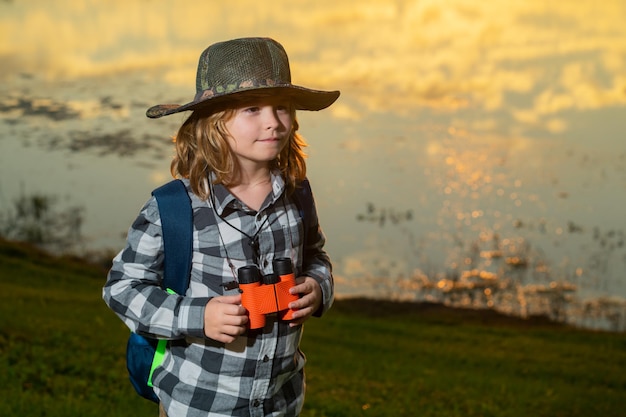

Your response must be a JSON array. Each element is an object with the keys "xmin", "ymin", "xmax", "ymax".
[
  {"xmin": 275, "ymin": 103, "xmax": 290, "ymax": 113},
  {"xmin": 244, "ymin": 106, "xmax": 260, "ymax": 113}
]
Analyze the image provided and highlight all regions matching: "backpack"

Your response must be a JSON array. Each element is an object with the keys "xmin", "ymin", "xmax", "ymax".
[{"xmin": 125, "ymin": 178, "xmax": 314, "ymax": 403}]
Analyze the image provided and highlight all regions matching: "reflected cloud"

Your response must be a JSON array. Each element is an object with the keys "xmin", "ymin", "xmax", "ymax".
[
  {"xmin": 0, "ymin": 95, "xmax": 128, "ymax": 121},
  {"xmin": 0, "ymin": 92, "xmax": 170, "ymax": 158},
  {"xmin": 2, "ymin": 0, "xmax": 625, "ymax": 128},
  {"xmin": 1, "ymin": 0, "xmax": 626, "ymax": 316},
  {"xmin": 45, "ymin": 129, "xmax": 168, "ymax": 158},
  {"xmin": 0, "ymin": 96, "xmax": 80, "ymax": 121}
]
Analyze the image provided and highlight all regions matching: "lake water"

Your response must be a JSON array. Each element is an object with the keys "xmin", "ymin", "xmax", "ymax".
[{"xmin": 1, "ymin": 0, "xmax": 625, "ymax": 330}]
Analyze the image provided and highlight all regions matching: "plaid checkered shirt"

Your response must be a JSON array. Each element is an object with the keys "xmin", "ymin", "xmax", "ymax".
[{"xmin": 103, "ymin": 174, "xmax": 334, "ymax": 416}]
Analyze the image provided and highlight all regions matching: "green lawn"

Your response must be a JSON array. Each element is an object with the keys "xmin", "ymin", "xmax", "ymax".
[{"xmin": 1, "ymin": 238, "xmax": 624, "ymax": 417}]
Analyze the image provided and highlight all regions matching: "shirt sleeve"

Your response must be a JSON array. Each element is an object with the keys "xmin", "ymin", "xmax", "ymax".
[
  {"xmin": 301, "ymin": 193, "xmax": 334, "ymax": 317},
  {"xmin": 102, "ymin": 196, "xmax": 209, "ymax": 340}
]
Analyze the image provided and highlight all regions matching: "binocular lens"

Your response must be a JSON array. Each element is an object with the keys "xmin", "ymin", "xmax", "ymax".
[
  {"xmin": 272, "ymin": 258, "xmax": 293, "ymax": 275},
  {"xmin": 238, "ymin": 265, "xmax": 262, "ymax": 284},
  {"xmin": 263, "ymin": 273, "xmax": 279, "ymax": 285}
]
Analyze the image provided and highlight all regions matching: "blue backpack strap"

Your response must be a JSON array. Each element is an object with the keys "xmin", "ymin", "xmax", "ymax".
[
  {"xmin": 151, "ymin": 179, "xmax": 193, "ymax": 295},
  {"xmin": 126, "ymin": 179, "xmax": 193, "ymax": 404}
]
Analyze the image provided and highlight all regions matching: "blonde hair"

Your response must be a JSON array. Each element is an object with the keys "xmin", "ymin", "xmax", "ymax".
[{"xmin": 170, "ymin": 99, "xmax": 308, "ymax": 200}]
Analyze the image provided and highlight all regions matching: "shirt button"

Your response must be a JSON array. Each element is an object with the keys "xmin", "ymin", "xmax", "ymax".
[
  {"xmin": 253, "ymin": 399, "xmax": 261, "ymax": 407},
  {"xmin": 263, "ymin": 355, "xmax": 269, "ymax": 362}
]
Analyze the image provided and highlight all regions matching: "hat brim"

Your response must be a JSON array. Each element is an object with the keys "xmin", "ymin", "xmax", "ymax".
[{"xmin": 146, "ymin": 85, "xmax": 340, "ymax": 119}]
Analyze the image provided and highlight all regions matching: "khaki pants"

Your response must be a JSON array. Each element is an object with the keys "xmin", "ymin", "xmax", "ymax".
[{"xmin": 158, "ymin": 403, "xmax": 167, "ymax": 417}]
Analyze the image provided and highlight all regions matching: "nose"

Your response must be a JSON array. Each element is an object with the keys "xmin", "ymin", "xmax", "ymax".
[{"xmin": 262, "ymin": 106, "xmax": 282, "ymax": 130}]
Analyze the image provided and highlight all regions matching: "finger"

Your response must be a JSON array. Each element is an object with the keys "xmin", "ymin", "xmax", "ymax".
[
  {"xmin": 290, "ymin": 282, "xmax": 311, "ymax": 296},
  {"xmin": 213, "ymin": 322, "xmax": 247, "ymax": 343},
  {"xmin": 215, "ymin": 333, "xmax": 238, "ymax": 344},
  {"xmin": 289, "ymin": 290, "xmax": 314, "ymax": 309},
  {"xmin": 222, "ymin": 311, "xmax": 249, "ymax": 325},
  {"xmin": 223, "ymin": 304, "xmax": 248, "ymax": 317},
  {"xmin": 289, "ymin": 317, "xmax": 306, "ymax": 327},
  {"xmin": 290, "ymin": 303, "xmax": 314, "ymax": 319},
  {"xmin": 217, "ymin": 294, "xmax": 242, "ymax": 305},
  {"xmin": 223, "ymin": 324, "xmax": 247, "ymax": 337}
]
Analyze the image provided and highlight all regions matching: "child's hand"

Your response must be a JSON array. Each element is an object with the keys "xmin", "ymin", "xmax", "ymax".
[
  {"xmin": 287, "ymin": 276, "xmax": 322, "ymax": 326},
  {"xmin": 204, "ymin": 294, "xmax": 248, "ymax": 343}
]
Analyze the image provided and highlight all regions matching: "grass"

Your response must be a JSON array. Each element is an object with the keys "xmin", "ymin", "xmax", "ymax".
[
  {"xmin": 0, "ymin": 239, "xmax": 157, "ymax": 416},
  {"xmin": 302, "ymin": 300, "xmax": 626, "ymax": 416},
  {"xmin": 1, "ymin": 237, "xmax": 625, "ymax": 416}
]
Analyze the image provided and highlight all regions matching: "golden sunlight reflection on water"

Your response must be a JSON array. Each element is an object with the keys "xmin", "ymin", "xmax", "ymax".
[{"xmin": 1, "ymin": 0, "xmax": 626, "ymax": 329}]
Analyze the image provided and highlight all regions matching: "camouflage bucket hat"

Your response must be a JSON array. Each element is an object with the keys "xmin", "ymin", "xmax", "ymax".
[{"xmin": 146, "ymin": 37, "xmax": 340, "ymax": 118}]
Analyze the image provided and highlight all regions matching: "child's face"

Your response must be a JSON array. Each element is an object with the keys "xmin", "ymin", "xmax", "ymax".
[{"xmin": 224, "ymin": 96, "xmax": 293, "ymax": 169}]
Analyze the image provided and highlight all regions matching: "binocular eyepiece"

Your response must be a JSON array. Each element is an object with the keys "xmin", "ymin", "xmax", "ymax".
[
  {"xmin": 238, "ymin": 258, "xmax": 299, "ymax": 329},
  {"xmin": 238, "ymin": 258, "xmax": 293, "ymax": 284}
]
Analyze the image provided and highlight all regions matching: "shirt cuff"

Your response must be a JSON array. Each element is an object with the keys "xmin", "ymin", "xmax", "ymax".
[{"xmin": 177, "ymin": 296, "xmax": 212, "ymax": 339}]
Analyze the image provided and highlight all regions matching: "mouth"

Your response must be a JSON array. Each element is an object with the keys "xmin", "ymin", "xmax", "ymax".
[{"xmin": 258, "ymin": 137, "xmax": 281, "ymax": 143}]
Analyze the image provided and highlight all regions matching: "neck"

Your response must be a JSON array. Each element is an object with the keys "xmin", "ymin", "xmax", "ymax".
[
  {"xmin": 227, "ymin": 168, "xmax": 273, "ymax": 212},
  {"xmin": 232, "ymin": 166, "xmax": 272, "ymax": 187}
]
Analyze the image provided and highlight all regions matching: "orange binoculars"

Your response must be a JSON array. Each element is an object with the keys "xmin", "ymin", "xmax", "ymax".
[{"xmin": 238, "ymin": 258, "xmax": 299, "ymax": 330}]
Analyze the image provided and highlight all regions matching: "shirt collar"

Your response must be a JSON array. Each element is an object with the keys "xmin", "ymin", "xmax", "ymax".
[{"xmin": 209, "ymin": 170, "xmax": 286, "ymax": 215}]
